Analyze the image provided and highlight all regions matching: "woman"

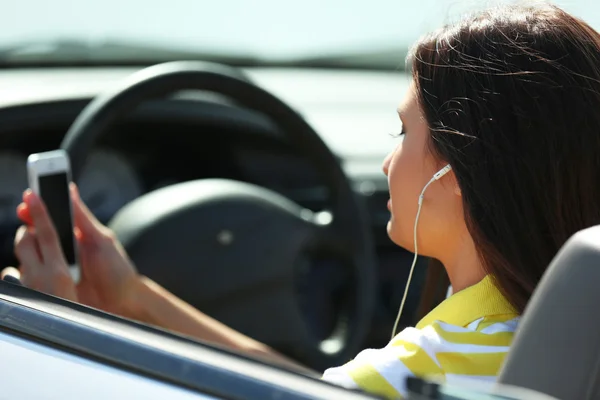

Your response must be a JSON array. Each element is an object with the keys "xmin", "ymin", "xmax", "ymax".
[{"xmin": 4, "ymin": 3, "xmax": 600, "ymax": 399}]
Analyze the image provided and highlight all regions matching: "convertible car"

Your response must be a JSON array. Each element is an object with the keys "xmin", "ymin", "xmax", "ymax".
[{"xmin": 0, "ymin": 1, "xmax": 597, "ymax": 399}]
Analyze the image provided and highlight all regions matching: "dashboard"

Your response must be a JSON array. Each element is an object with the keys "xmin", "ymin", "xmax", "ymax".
[{"xmin": 0, "ymin": 66, "xmax": 423, "ymax": 348}]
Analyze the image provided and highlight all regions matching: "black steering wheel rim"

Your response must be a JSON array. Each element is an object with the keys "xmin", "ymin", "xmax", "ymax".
[{"xmin": 60, "ymin": 61, "xmax": 377, "ymax": 370}]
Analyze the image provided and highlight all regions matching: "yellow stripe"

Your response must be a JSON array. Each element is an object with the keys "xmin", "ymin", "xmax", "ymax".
[
  {"xmin": 430, "ymin": 323, "xmax": 514, "ymax": 346},
  {"xmin": 390, "ymin": 340, "xmax": 444, "ymax": 379},
  {"xmin": 437, "ymin": 352, "xmax": 508, "ymax": 376},
  {"xmin": 416, "ymin": 275, "xmax": 516, "ymax": 329},
  {"xmin": 346, "ymin": 361, "xmax": 401, "ymax": 400}
]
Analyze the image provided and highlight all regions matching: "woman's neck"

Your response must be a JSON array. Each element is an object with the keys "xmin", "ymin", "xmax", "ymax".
[{"xmin": 439, "ymin": 232, "xmax": 486, "ymax": 293}]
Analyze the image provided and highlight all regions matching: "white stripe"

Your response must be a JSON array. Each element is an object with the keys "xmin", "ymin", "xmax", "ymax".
[
  {"xmin": 390, "ymin": 328, "xmax": 441, "ymax": 367},
  {"xmin": 434, "ymin": 318, "xmax": 518, "ymax": 334},
  {"xmin": 434, "ymin": 320, "xmax": 479, "ymax": 333},
  {"xmin": 421, "ymin": 326, "xmax": 510, "ymax": 353},
  {"xmin": 479, "ymin": 318, "xmax": 520, "ymax": 334},
  {"xmin": 352, "ymin": 348, "xmax": 414, "ymax": 398},
  {"xmin": 321, "ymin": 368, "xmax": 360, "ymax": 389},
  {"xmin": 466, "ymin": 317, "xmax": 484, "ymax": 331}
]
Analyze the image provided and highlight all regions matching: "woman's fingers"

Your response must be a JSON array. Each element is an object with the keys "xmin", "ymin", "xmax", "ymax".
[
  {"xmin": 14, "ymin": 225, "xmax": 40, "ymax": 264},
  {"xmin": 13, "ymin": 225, "xmax": 43, "ymax": 287},
  {"xmin": 18, "ymin": 184, "xmax": 104, "ymax": 242},
  {"xmin": 22, "ymin": 190, "xmax": 66, "ymax": 264},
  {"xmin": 16, "ymin": 202, "xmax": 32, "ymax": 225},
  {"xmin": 70, "ymin": 184, "xmax": 105, "ymax": 240},
  {"xmin": 13, "ymin": 190, "xmax": 79, "ymax": 301},
  {"xmin": 13, "ymin": 224, "xmax": 75, "ymax": 297}
]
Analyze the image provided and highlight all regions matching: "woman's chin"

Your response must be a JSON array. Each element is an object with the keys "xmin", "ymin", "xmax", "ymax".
[{"xmin": 386, "ymin": 219, "xmax": 411, "ymax": 249}]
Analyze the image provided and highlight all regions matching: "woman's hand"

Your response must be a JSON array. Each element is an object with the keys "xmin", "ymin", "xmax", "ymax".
[
  {"xmin": 1, "ymin": 184, "xmax": 141, "ymax": 316},
  {"xmin": 0, "ymin": 185, "xmax": 314, "ymax": 374}
]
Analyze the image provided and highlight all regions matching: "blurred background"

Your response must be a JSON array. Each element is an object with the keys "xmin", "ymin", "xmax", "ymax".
[{"xmin": 3, "ymin": 0, "xmax": 597, "ymax": 67}]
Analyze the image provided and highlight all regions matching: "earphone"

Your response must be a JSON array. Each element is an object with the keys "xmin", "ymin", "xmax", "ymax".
[{"xmin": 390, "ymin": 164, "xmax": 452, "ymax": 340}]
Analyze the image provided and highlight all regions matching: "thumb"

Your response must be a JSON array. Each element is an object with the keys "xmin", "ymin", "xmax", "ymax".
[{"xmin": 70, "ymin": 183, "xmax": 105, "ymax": 240}]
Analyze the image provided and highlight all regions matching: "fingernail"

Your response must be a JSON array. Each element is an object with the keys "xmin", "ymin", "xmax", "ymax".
[
  {"xmin": 23, "ymin": 189, "xmax": 36, "ymax": 205},
  {"xmin": 70, "ymin": 183, "xmax": 80, "ymax": 200}
]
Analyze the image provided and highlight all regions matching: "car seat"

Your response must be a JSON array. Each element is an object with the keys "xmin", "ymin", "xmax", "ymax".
[{"xmin": 498, "ymin": 225, "xmax": 600, "ymax": 400}]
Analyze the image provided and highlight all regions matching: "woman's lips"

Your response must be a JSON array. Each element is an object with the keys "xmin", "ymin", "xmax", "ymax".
[{"xmin": 387, "ymin": 199, "xmax": 391, "ymax": 210}]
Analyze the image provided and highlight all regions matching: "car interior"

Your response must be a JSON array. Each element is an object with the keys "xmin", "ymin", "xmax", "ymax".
[
  {"xmin": 0, "ymin": 61, "xmax": 435, "ymax": 371},
  {"xmin": 0, "ymin": 59, "xmax": 593, "ymax": 400},
  {"xmin": 2, "ymin": 1, "xmax": 599, "ymax": 398}
]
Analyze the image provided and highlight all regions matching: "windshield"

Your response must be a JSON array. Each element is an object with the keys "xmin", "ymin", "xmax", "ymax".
[{"xmin": 3, "ymin": 0, "xmax": 600, "ymax": 68}]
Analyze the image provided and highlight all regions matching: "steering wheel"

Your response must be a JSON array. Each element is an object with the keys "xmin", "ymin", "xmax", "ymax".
[{"xmin": 60, "ymin": 61, "xmax": 377, "ymax": 371}]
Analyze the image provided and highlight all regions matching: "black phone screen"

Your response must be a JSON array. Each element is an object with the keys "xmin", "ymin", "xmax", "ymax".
[{"xmin": 38, "ymin": 172, "xmax": 76, "ymax": 265}]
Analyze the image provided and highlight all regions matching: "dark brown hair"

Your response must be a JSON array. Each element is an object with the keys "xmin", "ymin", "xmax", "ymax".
[{"xmin": 411, "ymin": 3, "xmax": 600, "ymax": 313}]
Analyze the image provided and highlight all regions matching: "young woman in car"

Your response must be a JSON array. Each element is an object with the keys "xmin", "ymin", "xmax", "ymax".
[{"xmin": 5, "ymin": 3, "xmax": 600, "ymax": 399}]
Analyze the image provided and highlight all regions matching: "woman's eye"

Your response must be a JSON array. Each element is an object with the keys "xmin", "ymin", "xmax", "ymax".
[{"xmin": 389, "ymin": 131, "xmax": 406, "ymax": 138}]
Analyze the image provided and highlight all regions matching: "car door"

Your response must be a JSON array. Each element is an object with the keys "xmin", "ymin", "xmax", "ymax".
[{"xmin": 0, "ymin": 279, "xmax": 377, "ymax": 400}]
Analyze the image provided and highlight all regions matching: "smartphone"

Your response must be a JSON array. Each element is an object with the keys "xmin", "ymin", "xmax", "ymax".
[{"xmin": 27, "ymin": 150, "xmax": 80, "ymax": 284}]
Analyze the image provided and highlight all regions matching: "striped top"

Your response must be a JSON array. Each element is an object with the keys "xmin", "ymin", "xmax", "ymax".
[{"xmin": 322, "ymin": 275, "xmax": 519, "ymax": 399}]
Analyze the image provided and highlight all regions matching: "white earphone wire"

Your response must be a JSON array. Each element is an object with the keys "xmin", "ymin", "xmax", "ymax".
[{"xmin": 390, "ymin": 165, "xmax": 452, "ymax": 340}]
